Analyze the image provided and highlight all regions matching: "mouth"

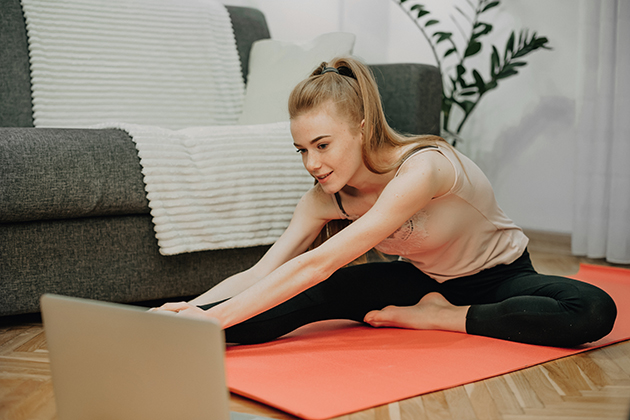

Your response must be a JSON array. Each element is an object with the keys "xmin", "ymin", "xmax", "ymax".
[{"xmin": 314, "ymin": 171, "xmax": 332, "ymax": 183}]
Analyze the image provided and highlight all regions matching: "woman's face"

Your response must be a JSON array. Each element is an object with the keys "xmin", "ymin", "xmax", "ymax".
[{"xmin": 290, "ymin": 101, "xmax": 364, "ymax": 194}]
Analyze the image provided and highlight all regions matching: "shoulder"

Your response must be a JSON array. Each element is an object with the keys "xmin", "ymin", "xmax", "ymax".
[
  {"xmin": 394, "ymin": 147, "xmax": 456, "ymax": 198},
  {"xmin": 294, "ymin": 184, "xmax": 341, "ymax": 222}
]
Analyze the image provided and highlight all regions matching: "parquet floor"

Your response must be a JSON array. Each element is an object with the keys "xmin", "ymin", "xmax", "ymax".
[{"xmin": 2, "ymin": 231, "xmax": 630, "ymax": 420}]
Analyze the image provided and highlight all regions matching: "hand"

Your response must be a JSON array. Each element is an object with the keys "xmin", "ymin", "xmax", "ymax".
[{"xmin": 149, "ymin": 302, "xmax": 211, "ymax": 321}]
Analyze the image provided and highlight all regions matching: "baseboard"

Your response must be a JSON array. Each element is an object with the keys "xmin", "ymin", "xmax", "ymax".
[{"xmin": 523, "ymin": 229, "xmax": 573, "ymax": 256}]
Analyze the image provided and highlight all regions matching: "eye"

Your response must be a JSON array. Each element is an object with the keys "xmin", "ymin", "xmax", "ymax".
[
  {"xmin": 296, "ymin": 148, "xmax": 306, "ymax": 154},
  {"xmin": 317, "ymin": 143, "xmax": 328, "ymax": 150}
]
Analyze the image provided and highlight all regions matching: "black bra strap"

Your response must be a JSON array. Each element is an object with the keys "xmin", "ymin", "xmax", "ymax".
[
  {"xmin": 334, "ymin": 145, "xmax": 439, "ymax": 220},
  {"xmin": 334, "ymin": 192, "xmax": 350, "ymax": 218}
]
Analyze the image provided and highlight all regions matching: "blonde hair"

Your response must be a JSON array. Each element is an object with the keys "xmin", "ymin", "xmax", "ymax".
[{"xmin": 289, "ymin": 56, "xmax": 451, "ymax": 259}]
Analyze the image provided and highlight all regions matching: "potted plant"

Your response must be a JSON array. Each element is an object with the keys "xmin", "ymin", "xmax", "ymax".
[{"xmin": 395, "ymin": 0, "xmax": 551, "ymax": 147}]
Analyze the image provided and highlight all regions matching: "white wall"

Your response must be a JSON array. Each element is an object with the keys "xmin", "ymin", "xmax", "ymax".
[
  {"xmin": 456, "ymin": 0, "xmax": 579, "ymax": 234},
  {"xmin": 222, "ymin": 0, "xmax": 580, "ymax": 233}
]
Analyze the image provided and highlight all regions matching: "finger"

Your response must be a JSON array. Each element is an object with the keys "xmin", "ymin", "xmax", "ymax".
[
  {"xmin": 156, "ymin": 301, "xmax": 191, "ymax": 312},
  {"xmin": 175, "ymin": 308, "xmax": 203, "ymax": 320}
]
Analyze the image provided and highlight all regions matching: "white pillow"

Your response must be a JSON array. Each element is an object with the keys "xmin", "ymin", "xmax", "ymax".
[{"xmin": 238, "ymin": 32, "xmax": 356, "ymax": 125}]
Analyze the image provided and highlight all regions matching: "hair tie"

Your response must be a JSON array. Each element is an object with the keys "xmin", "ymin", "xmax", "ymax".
[
  {"xmin": 337, "ymin": 66, "xmax": 355, "ymax": 79},
  {"xmin": 322, "ymin": 67, "xmax": 340, "ymax": 75}
]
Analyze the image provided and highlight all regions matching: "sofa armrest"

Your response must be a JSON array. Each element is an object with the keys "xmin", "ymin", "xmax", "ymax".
[
  {"xmin": 0, "ymin": 127, "xmax": 149, "ymax": 223},
  {"xmin": 370, "ymin": 63, "xmax": 442, "ymax": 136},
  {"xmin": 0, "ymin": 0, "xmax": 34, "ymax": 127},
  {"xmin": 226, "ymin": 6, "xmax": 271, "ymax": 85}
]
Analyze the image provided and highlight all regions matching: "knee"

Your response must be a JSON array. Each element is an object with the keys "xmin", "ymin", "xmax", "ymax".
[
  {"xmin": 587, "ymin": 288, "xmax": 617, "ymax": 336},
  {"xmin": 570, "ymin": 286, "xmax": 617, "ymax": 345}
]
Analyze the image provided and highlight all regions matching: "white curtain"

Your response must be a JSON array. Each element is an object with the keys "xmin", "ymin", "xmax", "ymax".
[{"xmin": 573, "ymin": 0, "xmax": 630, "ymax": 264}]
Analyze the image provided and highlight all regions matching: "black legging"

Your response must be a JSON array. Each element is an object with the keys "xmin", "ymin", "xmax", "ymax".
[{"xmin": 200, "ymin": 250, "xmax": 617, "ymax": 348}]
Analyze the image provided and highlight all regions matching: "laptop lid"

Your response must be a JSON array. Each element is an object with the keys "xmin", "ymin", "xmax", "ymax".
[{"xmin": 41, "ymin": 294, "xmax": 231, "ymax": 420}]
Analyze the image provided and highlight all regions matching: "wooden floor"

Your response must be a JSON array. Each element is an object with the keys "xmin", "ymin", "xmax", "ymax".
[{"xmin": 2, "ymin": 231, "xmax": 630, "ymax": 420}]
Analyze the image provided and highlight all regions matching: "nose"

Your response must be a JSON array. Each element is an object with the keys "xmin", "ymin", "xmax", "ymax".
[{"xmin": 304, "ymin": 153, "xmax": 321, "ymax": 173}]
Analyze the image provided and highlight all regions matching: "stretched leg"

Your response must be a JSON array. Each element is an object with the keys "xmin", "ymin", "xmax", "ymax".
[
  {"xmin": 200, "ymin": 261, "xmax": 438, "ymax": 345},
  {"xmin": 462, "ymin": 272, "xmax": 617, "ymax": 347},
  {"xmin": 442, "ymin": 252, "xmax": 618, "ymax": 347},
  {"xmin": 365, "ymin": 251, "xmax": 617, "ymax": 348}
]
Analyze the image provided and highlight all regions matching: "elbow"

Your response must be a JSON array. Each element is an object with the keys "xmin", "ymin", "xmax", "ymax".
[{"xmin": 295, "ymin": 247, "xmax": 339, "ymax": 289}]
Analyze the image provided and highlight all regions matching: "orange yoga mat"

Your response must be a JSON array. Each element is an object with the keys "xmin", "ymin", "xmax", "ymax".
[{"xmin": 225, "ymin": 264, "xmax": 630, "ymax": 419}]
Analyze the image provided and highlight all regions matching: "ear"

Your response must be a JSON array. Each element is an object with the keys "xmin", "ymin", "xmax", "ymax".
[{"xmin": 358, "ymin": 119, "xmax": 365, "ymax": 141}]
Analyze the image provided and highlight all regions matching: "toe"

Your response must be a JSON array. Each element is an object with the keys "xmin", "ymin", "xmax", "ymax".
[
  {"xmin": 363, "ymin": 309, "xmax": 380, "ymax": 325},
  {"xmin": 364, "ymin": 306, "xmax": 400, "ymax": 327}
]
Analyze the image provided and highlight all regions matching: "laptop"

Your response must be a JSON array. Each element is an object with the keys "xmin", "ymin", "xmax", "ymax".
[{"xmin": 40, "ymin": 294, "xmax": 272, "ymax": 420}]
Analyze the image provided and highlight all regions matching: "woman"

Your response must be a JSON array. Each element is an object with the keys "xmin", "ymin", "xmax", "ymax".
[{"xmin": 154, "ymin": 57, "xmax": 617, "ymax": 347}]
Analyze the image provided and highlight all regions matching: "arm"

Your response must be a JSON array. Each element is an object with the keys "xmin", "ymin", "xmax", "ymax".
[
  {"xmin": 203, "ymin": 151, "xmax": 455, "ymax": 328},
  {"xmin": 184, "ymin": 185, "xmax": 334, "ymax": 306}
]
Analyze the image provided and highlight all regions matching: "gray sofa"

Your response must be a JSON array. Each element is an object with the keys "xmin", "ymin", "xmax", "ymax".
[{"xmin": 0, "ymin": 0, "xmax": 442, "ymax": 316}]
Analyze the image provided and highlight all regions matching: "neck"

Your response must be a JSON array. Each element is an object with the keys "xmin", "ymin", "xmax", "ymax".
[
  {"xmin": 344, "ymin": 148, "xmax": 401, "ymax": 196},
  {"xmin": 345, "ymin": 170, "xmax": 395, "ymax": 196}
]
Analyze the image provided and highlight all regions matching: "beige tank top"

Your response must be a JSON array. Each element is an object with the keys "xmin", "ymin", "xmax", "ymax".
[{"xmin": 333, "ymin": 144, "xmax": 529, "ymax": 282}]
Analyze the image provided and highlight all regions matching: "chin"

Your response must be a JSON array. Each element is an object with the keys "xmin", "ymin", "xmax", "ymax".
[{"xmin": 318, "ymin": 182, "xmax": 340, "ymax": 195}]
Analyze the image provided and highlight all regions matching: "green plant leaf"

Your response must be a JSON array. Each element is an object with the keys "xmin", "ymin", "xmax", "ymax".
[
  {"xmin": 434, "ymin": 31, "xmax": 453, "ymax": 43},
  {"xmin": 444, "ymin": 47, "xmax": 457, "ymax": 58},
  {"xmin": 473, "ymin": 70, "xmax": 485, "ymax": 93},
  {"xmin": 496, "ymin": 68, "xmax": 518, "ymax": 79},
  {"xmin": 460, "ymin": 100, "xmax": 475, "ymax": 114},
  {"xmin": 425, "ymin": 19, "xmax": 439, "ymax": 26},
  {"xmin": 472, "ymin": 22, "xmax": 493, "ymax": 39},
  {"xmin": 456, "ymin": 64, "xmax": 470, "ymax": 89},
  {"xmin": 473, "ymin": 70, "xmax": 488, "ymax": 95},
  {"xmin": 410, "ymin": 4, "xmax": 430, "ymax": 19},
  {"xmin": 512, "ymin": 33, "xmax": 551, "ymax": 58},
  {"xmin": 464, "ymin": 40, "xmax": 482, "ymax": 57},
  {"xmin": 482, "ymin": 1, "xmax": 500, "ymax": 13},
  {"xmin": 505, "ymin": 31, "xmax": 515, "ymax": 60},
  {"xmin": 491, "ymin": 45, "xmax": 500, "ymax": 76}
]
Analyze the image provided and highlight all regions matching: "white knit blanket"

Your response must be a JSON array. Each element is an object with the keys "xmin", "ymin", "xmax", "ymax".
[
  {"xmin": 22, "ymin": 0, "xmax": 244, "ymax": 129},
  {"xmin": 98, "ymin": 122, "xmax": 314, "ymax": 255}
]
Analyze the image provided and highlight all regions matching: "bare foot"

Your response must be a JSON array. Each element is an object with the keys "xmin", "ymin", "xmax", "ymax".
[{"xmin": 363, "ymin": 292, "xmax": 468, "ymax": 333}]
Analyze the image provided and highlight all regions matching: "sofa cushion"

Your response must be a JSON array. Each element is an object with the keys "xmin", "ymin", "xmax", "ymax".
[
  {"xmin": 238, "ymin": 32, "xmax": 356, "ymax": 125},
  {"xmin": 370, "ymin": 63, "xmax": 442, "ymax": 136},
  {"xmin": 0, "ymin": 214, "xmax": 269, "ymax": 315},
  {"xmin": 0, "ymin": 128, "xmax": 149, "ymax": 223}
]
